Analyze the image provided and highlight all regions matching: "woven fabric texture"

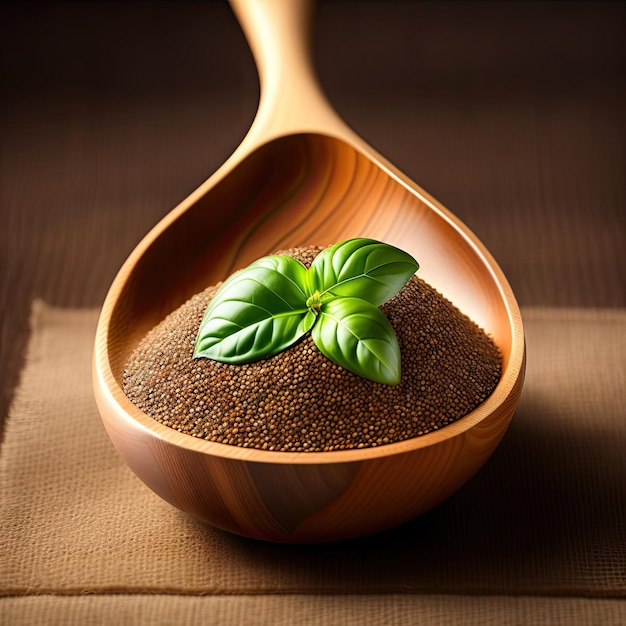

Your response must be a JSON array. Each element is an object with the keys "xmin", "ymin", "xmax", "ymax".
[
  {"xmin": 2, "ymin": 595, "xmax": 626, "ymax": 626},
  {"xmin": 1, "ymin": 303, "xmax": 625, "ymax": 604}
]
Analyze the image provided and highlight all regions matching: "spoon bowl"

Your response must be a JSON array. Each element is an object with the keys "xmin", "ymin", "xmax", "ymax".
[{"xmin": 93, "ymin": 0, "xmax": 525, "ymax": 543}]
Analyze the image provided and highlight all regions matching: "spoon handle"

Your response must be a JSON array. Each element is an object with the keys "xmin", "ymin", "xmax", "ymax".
[{"xmin": 229, "ymin": 0, "xmax": 351, "ymax": 142}]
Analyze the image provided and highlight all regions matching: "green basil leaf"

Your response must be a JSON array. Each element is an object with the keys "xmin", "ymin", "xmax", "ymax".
[
  {"xmin": 201, "ymin": 255, "xmax": 309, "ymax": 321},
  {"xmin": 248, "ymin": 254, "xmax": 309, "ymax": 286},
  {"xmin": 309, "ymin": 238, "xmax": 418, "ymax": 306},
  {"xmin": 194, "ymin": 258, "xmax": 312, "ymax": 363},
  {"xmin": 311, "ymin": 297, "xmax": 402, "ymax": 385}
]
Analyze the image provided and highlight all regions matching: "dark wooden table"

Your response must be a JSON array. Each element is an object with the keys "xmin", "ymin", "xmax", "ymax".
[{"xmin": 1, "ymin": 1, "xmax": 624, "ymax": 438}]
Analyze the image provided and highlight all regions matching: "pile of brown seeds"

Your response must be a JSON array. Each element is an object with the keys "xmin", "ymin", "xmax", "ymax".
[{"xmin": 124, "ymin": 246, "xmax": 502, "ymax": 452}]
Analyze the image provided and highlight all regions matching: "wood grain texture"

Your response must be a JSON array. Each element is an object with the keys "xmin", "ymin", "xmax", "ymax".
[{"xmin": 92, "ymin": 0, "xmax": 525, "ymax": 542}]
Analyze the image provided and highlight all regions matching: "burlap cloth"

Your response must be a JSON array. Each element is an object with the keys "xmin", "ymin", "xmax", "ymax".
[{"xmin": 1, "ymin": 302, "xmax": 625, "ymax": 623}]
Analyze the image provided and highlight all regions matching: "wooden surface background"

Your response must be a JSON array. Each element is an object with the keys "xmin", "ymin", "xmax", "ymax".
[{"xmin": 1, "ymin": 0, "xmax": 624, "ymax": 438}]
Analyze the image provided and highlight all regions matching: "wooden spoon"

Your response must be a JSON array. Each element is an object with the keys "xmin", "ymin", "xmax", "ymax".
[{"xmin": 93, "ymin": 0, "xmax": 525, "ymax": 543}]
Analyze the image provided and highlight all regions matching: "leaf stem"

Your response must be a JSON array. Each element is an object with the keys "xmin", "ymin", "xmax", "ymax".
[{"xmin": 305, "ymin": 290, "xmax": 323, "ymax": 314}]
